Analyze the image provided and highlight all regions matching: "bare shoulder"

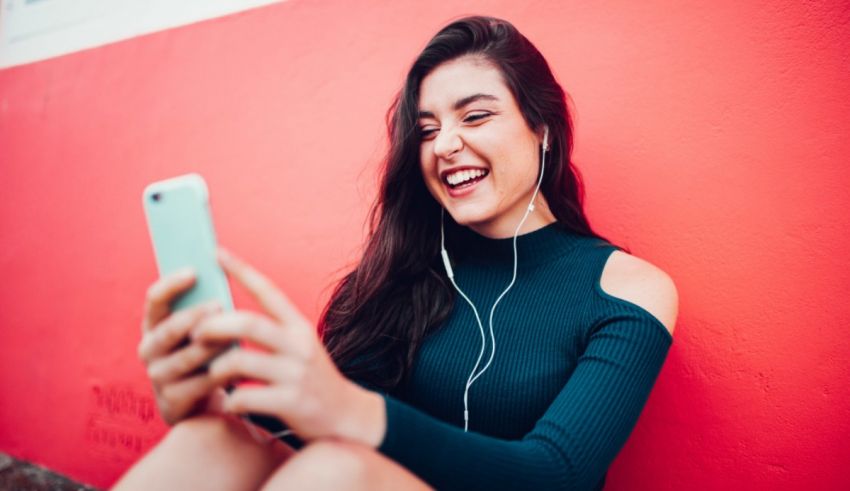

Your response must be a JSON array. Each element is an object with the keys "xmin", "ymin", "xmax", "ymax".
[{"xmin": 598, "ymin": 250, "xmax": 679, "ymax": 335}]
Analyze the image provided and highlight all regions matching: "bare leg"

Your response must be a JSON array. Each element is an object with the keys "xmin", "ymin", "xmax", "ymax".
[
  {"xmin": 111, "ymin": 414, "xmax": 294, "ymax": 491},
  {"xmin": 259, "ymin": 439, "xmax": 433, "ymax": 491}
]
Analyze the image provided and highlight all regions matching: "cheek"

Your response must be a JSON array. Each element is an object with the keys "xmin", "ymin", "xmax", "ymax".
[
  {"xmin": 491, "ymin": 155, "xmax": 537, "ymax": 194},
  {"xmin": 420, "ymin": 146, "xmax": 436, "ymax": 172},
  {"xmin": 419, "ymin": 154, "xmax": 441, "ymax": 195}
]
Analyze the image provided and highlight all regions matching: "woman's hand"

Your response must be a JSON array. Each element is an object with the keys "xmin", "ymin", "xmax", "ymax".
[
  {"xmin": 138, "ymin": 270, "xmax": 232, "ymax": 425},
  {"xmin": 191, "ymin": 247, "xmax": 386, "ymax": 448}
]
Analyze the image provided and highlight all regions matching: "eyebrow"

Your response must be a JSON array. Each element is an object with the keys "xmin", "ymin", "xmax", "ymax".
[{"xmin": 418, "ymin": 93, "xmax": 500, "ymax": 119}]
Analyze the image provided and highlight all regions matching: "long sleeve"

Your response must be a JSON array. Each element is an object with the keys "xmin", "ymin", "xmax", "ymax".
[{"xmin": 375, "ymin": 306, "xmax": 673, "ymax": 491}]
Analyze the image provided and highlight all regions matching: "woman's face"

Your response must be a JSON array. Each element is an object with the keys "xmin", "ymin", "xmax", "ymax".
[{"xmin": 418, "ymin": 56, "xmax": 554, "ymax": 238}]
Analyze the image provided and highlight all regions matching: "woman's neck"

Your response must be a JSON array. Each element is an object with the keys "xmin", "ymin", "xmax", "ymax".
[{"xmin": 466, "ymin": 198, "xmax": 557, "ymax": 239}]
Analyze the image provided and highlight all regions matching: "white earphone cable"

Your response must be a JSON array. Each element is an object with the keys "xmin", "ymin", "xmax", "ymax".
[{"xmin": 441, "ymin": 126, "xmax": 549, "ymax": 431}]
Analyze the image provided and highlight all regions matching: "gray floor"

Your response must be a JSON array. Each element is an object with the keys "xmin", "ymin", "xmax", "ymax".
[{"xmin": 0, "ymin": 453, "xmax": 99, "ymax": 491}]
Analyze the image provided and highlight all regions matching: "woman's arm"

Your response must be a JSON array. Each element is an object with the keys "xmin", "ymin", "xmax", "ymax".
[{"xmin": 372, "ymin": 304, "xmax": 673, "ymax": 491}]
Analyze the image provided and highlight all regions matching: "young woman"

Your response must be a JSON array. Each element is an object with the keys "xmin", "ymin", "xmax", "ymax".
[{"xmin": 115, "ymin": 15, "xmax": 677, "ymax": 491}]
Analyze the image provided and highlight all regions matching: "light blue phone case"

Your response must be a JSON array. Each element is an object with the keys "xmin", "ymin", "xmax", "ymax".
[{"xmin": 142, "ymin": 173, "xmax": 234, "ymax": 313}]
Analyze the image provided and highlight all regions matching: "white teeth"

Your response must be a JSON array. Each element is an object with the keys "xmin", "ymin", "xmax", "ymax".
[{"xmin": 446, "ymin": 169, "xmax": 486, "ymax": 186}]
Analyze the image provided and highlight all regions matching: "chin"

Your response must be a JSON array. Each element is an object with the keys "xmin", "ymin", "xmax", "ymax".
[{"xmin": 446, "ymin": 206, "xmax": 495, "ymax": 228}]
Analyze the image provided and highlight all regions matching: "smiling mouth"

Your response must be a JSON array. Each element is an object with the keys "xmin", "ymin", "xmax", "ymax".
[{"xmin": 443, "ymin": 169, "xmax": 490, "ymax": 189}]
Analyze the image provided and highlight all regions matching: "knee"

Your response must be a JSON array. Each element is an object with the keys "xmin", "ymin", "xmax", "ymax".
[
  {"xmin": 163, "ymin": 413, "xmax": 291, "ymax": 462},
  {"xmin": 262, "ymin": 440, "xmax": 367, "ymax": 490},
  {"xmin": 113, "ymin": 414, "xmax": 286, "ymax": 491},
  {"xmin": 165, "ymin": 414, "xmax": 248, "ymax": 452},
  {"xmin": 298, "ymin": 440, "xmax": 367, "ymax": 476}
]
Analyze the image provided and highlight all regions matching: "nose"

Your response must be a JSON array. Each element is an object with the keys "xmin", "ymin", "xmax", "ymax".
[{"xmin": 432, "ymin": 125, "xmax": 463, "ymax": 160}]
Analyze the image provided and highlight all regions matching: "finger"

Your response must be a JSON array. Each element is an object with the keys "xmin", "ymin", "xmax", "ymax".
[
  {"xmin": 138, "ymin": 301, "xmax": 222, "ymax": 362},
  {"xmin": 216, "ymin": 247, "xmax": 305, "ymax": 327},
  {"xmin": 223, "ymin": 385, "xmax": 297, "ymax": 417},
  {"xmin": 208, "ymin": 349, "xmax": 297, "ymax": 386},
  {"xmin": 192, "ymin": 310, "xmax": 311, "ymax": 357},
  {"xmin": 147, "ymin": 340, "xmax": 234, "ymax": 385},
  {"xmin": 204, "ymin": 386, "xmax": 229, "ymax": 414},
  {"xmin": 142, "ymin": 268, "xmax": 197, "ymax": 333},
  {"xmin": 160, "ymin": 373, "xmax": 218, "ymax": 424}
]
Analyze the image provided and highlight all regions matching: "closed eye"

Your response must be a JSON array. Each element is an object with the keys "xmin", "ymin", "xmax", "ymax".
[
  {"xmin": 464, "ymin": 112, "xmax": 490, "ymax": 123},
  {"xmin": 419, "ymin": 112, "xmax": 492, "ymax": 139}
]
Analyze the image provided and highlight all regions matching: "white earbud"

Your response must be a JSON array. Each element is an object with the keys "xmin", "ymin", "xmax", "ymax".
[{"xmin": 440, "ymin": 122, "xmax": 550, "ymax": 432}]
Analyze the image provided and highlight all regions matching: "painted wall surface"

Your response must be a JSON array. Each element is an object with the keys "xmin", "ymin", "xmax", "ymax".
[{"xmin": 1, "ymin": 1, "xmax": 848, "ymax": 489}]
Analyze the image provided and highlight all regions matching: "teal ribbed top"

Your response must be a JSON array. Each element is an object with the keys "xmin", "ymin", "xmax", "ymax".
[
  {"xmin": 252, "ymin": 222, "xmax": 673, "ymax": 491},
  {"xmin": 374, "ymin": 223, "xmax": 673, "ymax": 490}
]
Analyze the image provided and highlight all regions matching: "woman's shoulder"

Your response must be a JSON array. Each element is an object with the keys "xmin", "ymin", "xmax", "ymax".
[{"xmin": 597, "ymin": 249, "xmax": 679, "ymax": 335}]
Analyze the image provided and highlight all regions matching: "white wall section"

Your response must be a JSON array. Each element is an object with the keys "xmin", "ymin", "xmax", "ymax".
[{"xmin": 0, "ymin": 0, "xmax": 283, "ymax": 69}]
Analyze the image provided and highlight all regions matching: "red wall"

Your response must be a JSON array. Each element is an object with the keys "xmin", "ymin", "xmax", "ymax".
[{"xmin": 1, "ymin": 1, "xmax": 848, "ymax": 489}]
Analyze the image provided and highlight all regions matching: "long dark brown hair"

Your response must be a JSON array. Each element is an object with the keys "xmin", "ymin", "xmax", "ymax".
[{"xmin": 320, "ymin": 15, "xmax": 613, "ymax": 392}]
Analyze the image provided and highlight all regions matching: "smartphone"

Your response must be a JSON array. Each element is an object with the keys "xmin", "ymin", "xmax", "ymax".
[{"xmin": 142, "ymin": 173, "xmax": 237, "ymax": 366}]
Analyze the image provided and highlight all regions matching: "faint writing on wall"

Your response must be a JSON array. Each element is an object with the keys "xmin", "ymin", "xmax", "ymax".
[{"xmin": 85, "ymin": 383, "xmax": 165, "ymax": 462}]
